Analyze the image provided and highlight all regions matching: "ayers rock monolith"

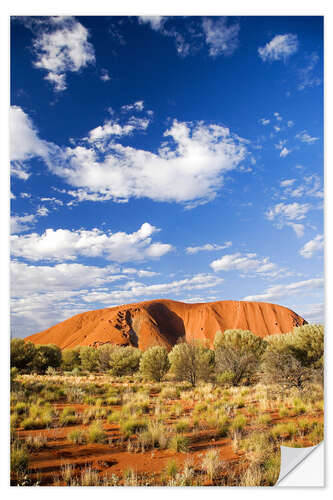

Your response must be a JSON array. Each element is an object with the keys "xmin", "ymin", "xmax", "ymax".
[{"xmin": 25, "ymin": 299, "xmax": 307, "ymax": 351}]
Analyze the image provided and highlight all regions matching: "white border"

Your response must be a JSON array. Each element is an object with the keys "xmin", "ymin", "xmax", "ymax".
[{"xmin": 1, "ymin": 1, "xmax": 331, "ymax": 497}]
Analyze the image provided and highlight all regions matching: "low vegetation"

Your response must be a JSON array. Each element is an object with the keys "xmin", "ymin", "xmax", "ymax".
[{"xmin": 10, "ymin": 324, "xmax": 324, "ymax": 486}]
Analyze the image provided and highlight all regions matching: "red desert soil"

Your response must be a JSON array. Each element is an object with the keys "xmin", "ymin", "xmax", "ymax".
[{"xmin": 25, "ymin": 299, "xmax": 307, "ymax": 350}]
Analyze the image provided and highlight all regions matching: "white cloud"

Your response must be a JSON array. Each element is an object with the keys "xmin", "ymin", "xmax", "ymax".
[
  {"xmin": 280, "ymin": 174, "xmax": 323, "ymax": 199},
  {"xmin": 81, "ymin": 273, "xmax": 224, "ymax": 305},
  {"xmin": 280, "ymin": 179, "xmax": 296, "ymax": 187},
  {"xmin": 52, "ymin": 119, "xmax": 248, "ymax": 207},
  {"xmin": 12, "ymin": 108, "xmax": 248, "ymax": 208},
  {"xmin": 280, "ymin": 147, "xmax": 291, "ymax": 158},
  {"xmin": 298, "ymin": 52, "xmax": 321, "ymax": 91},
  {"xmin": 138, "ymin": 16, "xmax": 166, "ymax": 31},
  {"xmin": 274, "ymin": 112, "xmax": 283, "ymax": 121},
  {"xmin": 287, "ymin": 120, "xmax": 294, "ymax": 127},
  {"xmin": 243, "ymin": 278, "xmax": 324, "ymax": 302},
  {"xmin": 100, "ymin": 68, "xmax": 111, "ymax": 81},
  {"xmin": 11, "ymin": 214, "xmax": 36, "ymax": 234},
  {"xmin": 210, "ymin": 252, "xmax": 287, "ymax": 278},
  {"xmin": 258, "ymin": 34, "xmax": 298, "ymax": 62},
  {"xmin": 186, "ymin": 241, "xmax": 232, "ymax": 254},
  {"xmin": 259, "ymin": 118, "xmax": 270, "ymax": 126},
  {"xmin": 202, "ymin": 17, "xmax": 240, "ymax": 57},
  {"xmin": 121, "ymin": 100, "xmax": 144, "ymax": 112},
  {"xmin": 296, "ymin": 303, "xmax": 324, "ymax": 324},
  {"xmin": 36, "ymin": 205, "xmax": 49, "ymax": 217},
  {"xmin": 299, "ymin": 234, "xmax": 324, "ymax": 258},
  {"xmin": 10, "ymin": 106, "xmax": 49, "ymax": 179},
  {"xmin": 11, "ymin": 222, "xmax": 173, "ymax": 262},
  {"xmin": 296, "ymin": 130, "xmax": 319, "ymax": 144},
  {"xmin": 20, "ymin": 192, "xmax": 31, "ymax": 199},
  {"xmin": 266, "ymin": 202, "xmax": 311, "ymax": 237},
  {"xmin": 32, "ymin": 16, "xmax": 95, "ymax": 91}
]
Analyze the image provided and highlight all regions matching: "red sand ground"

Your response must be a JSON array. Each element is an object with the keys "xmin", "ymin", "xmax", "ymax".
[{"xmin": 26, "ymin": 299, "xmax": 307, "ymax": 350}]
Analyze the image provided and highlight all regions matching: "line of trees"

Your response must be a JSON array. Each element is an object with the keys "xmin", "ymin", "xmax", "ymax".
[{"xmin": 10, "ymin": 324, "xmax": 324, "ymax": 389}]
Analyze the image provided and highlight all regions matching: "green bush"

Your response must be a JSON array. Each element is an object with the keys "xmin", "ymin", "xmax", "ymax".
[
  {"xmin": 80, "ymin": 346, "xmax": 99, "ymax": 372},
  {"xmin": 61, "ymin": 348, "xmax": 81, "ymax": 371},
  {"xmin": 10, "ymin": 338, "xmax": 36, "ymax": 371},
  {"xmin": 109, "ymin": 346, "xmax": 141, "ymax": 376},
  {"xmin": 139, "ymin": 346, "xmax": 170, "ymax": 381},
  {"xmin": 86, "ymin": 421, "xmax": 106, "ymax": 443},
  {"xmin": 31, "ymin": 344, "xmax": 62, "ymax": 373},
  {"xmin": 168, "ymin": 435, "xmax": 191, "ymax": 452},
  {"xmin": 168, "ymin": 341, "xmax": 214, "ymax": 387},
  {"xmin": 11, "ymin": 443, "xmax": 28, "ymax": 477},
  {"xmin": 214, "ymin": 330, "xmax": 267, "ymax": 386}
]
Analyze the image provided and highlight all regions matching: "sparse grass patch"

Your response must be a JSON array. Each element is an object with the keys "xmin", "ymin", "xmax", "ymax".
[
  {"xmin": 168, "ymin": 434, "xmax": 190, "ymax": 453},
  {"xmin": 67, "ymin": 428, "xmax": 86, "ymax": 445},
  {"xmin": 86, "ymin": 421, "xmax": 106, "ymax": 443}
]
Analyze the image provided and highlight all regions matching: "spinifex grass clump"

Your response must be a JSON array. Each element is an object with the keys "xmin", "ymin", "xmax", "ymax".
[
  {"xmin": 168, "ymin": 435, "xmax": 191, "ymax": 453},
  {"xmin": 67, "ymin": 428, "xmax": 87, "ymax": 445},
  {"xmin": 10, "ymin": 442, "xmax": 29, "ymax": 479},
  {"xmin": 230, "ymin": 414, "xmax": 247, "ymax": 433},
  {"xmin": 201, "ymin": 448, "xmax": 222, "ymax": 481},
  {"xmin": 59, "ymin": 406, "xmax": 81, "ymax": 426},
  {"xmin": 120, "ymin": 418, "xmax": 148, "ymax": 438},
  {"xmin": 86, "ymin": 421, "xmax": 106, "ymax": 443}
]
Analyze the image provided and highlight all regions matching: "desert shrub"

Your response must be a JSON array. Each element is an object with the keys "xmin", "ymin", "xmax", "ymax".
[
  {"xmin": 109, "ymin": 346, "xmax": 142, "ymax": 376},
  {"xmin": 168, "ymin": 435, "xmax": 191, "ymax": 452},
  {"xmin": 25, "ymin": 434, "xmax": 48, "ymax": 450},
  {"xmin": 86, "ymin": 421, "xmax": 106, "ymax": 443},
  {"xmin": 61, "ymin": 348, "xmax": 81, "ymax": 371},
  {"xmin": 79, "ymin": 346, "xmax": 99, "ymax": 372},
  {"xmin": 139, "ymin": 346, "xmax": 170, "ymax": 382},
  {"xmin": 216, "ymin": 370, "xmax": 234, "ymax": 387},
  {"xmin": 59, "ymin": 407, "xmax": 81, "ymax": 426},
  {"xmin": 230, "ymin": 414, "xmax": 247, "ymax": 433},
  {"xmin": 160, "ymin": 386, "xmax": 179, "ymax": 399},
  {"xmin": 262, "ymin": 343, "xmax": 315, "ymax": 390},
  {"xmin": 80, "ymin": 467, "xmax": 101, "ymax": 486},
  {"xmin": 165, "ymin": 459, "xmax": 178, "ymax": 478},
  {"xmin": 175, "ymin": 419, "xmax": 190, "ymax": 433},
  {"xmin": 10, "ymin": 443, "xmax": 29, "ymax": 477},
  {"xmin": 168, "ymin": 341, "xmax": 215, "ymax": 387},
  {"xmin": 96, "ymin": 344, "xmax": 117, "ymax": 371},
  {"xmin": 10, "ymin": 338, "xmax": 36, "ymax": 372},
  {"xmin": 270, "ymin": 422, "xmax": 297, "ymax": 440},
  {"xmin": 30, "ymin": 344, "xmax": 62, "ymax": 374},
  {"xmin": 214, "ymin": 330, "xmax": 267, "ymax": 386},
  {"xmin": 289, "ymin": 325, "xmax": 324, "ymax": 369},
  {"xmin": 201, "ymin": 448, "xmax": 221, "ymax": 481},
  {"xmin": 121, "ymin": 418, "xmax": 148, "ymax": 437},
  {"xmin": 67, "ymin": 429, "xmax": 86, "ymax": 444}
]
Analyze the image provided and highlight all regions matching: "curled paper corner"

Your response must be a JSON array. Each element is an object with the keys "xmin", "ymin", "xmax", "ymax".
[{"xmin": 276, "ymin": 441, "xmax": 324, "ymax": 486}]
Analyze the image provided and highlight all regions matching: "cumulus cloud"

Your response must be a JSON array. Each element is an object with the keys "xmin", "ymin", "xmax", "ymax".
[
  {"xmin": 11, "ymin": 222, "xmax": 173, "ymax": 262},
  {"xmin": 12, "ymin": 107, "xmax": 248, "ymax": 207},
  {"xmin": 258, "ymin": 34, "xmax": 298, "ymax": 62},
  {"xmin": 296, "ymin": 130, "xmax": 319, "ymax": 144},
  {"xmin": 121, "ymin": 100, "xmax": 144, "ymax": 112},
  {"xmin": 243, "ymin": 278, "xmax": 324, "ymax": 302},
  {"xmin": 53, "ymin": 119, "xmax": 248, "ymax": 207},
  {"xmin": 138, "ymin": 16, "xmax": 166, "ymax": 31},
  {"xmin": 186, "ymin": 241, "xmax": 232, "ymax": 254},
  {"xmin": 202, "ymin": 17, "xmax": 240, "ymax": 57},
  {"xmin": 280, "ymin": 179, "xmax": 296, "ymax": 187},
  {"xmin": 266, "ymin": 202, "xmax": 311, "ymax": 237},
  {"xmin": 259, "ymin": 118, "xmax": 270, "ymax": 126},
  {"xmin": 10, "ymin": 106, "xmax": 49, "ymax": 179},
  {"xmin": 30, "ymin": 16, "xmax": 95, "ymax": 91},
  {"xmin": 210, "ymin": 252, "xmax": 286, "ymax": 278},
  {"xmin": 299, "ymin": 234, "xmax": 324, "ymax": 258}
]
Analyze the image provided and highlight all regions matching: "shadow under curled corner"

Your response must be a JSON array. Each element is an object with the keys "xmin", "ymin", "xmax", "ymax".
[{"xmin": 275, "ymin": 441, "xmax": 324, "ymax": 487}]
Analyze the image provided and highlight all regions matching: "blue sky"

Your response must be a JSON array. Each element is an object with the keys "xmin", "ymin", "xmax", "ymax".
[{"xmin": 10, "ymin": 15, "xmax": 324, "ymax": 337}]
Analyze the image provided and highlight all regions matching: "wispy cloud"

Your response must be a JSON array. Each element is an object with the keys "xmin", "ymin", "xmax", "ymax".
[
  {"xmin": 210, "ymin": 252, "xmax": 288, "ymax": 278},
  {"xmin": 299, "ymin": 234, "xmax": 324, "ymax": 258},
  {"xmin": 258, "ymin": 33, "xmax": 298, "ymax": 62},
  {"xmin": 202, "ymin": 17, "xmax": 240, "ymax": 57},
  {"xmin": 243, "ymin": 278, "xmax": 324, "ymax": 302},
  {"xmin": 186, "ymin": 241, "xmax": 232, "ymax": 254}
]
